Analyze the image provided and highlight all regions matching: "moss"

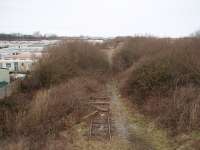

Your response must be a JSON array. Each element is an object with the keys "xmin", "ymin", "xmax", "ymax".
[{"xmin": 191, "ymin": 131, "xmax": 200, "ymax": 140}]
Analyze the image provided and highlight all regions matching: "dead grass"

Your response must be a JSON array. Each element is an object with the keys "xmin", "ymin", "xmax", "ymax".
[{"xmin": 0, "ymin": 77, "xmax": 106, "ymax": 150}]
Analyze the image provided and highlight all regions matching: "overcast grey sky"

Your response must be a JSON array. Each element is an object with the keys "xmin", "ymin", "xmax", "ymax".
[{"xmin": 0, "ymin": 0, "xmax": 200, "ymax": 37}]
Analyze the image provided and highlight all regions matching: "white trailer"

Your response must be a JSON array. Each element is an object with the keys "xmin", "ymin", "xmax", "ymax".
[
  {"xmin": 0, "ymin": 59, "xmax": 33, "ymax": 73},
  {"xmin": 0, "ymin": 68, "xmax": 10, "ymax": 84}
]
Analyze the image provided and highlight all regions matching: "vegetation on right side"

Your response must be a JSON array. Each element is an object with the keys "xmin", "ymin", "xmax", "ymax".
[{"xmin": 113, "ymin": 37, "xmax": 200, "ymax": 147}]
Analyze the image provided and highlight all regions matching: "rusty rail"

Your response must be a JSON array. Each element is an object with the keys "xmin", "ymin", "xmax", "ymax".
[{"xmin": 88, "ymin": 97, "xmax": 112, "ymax": 140}]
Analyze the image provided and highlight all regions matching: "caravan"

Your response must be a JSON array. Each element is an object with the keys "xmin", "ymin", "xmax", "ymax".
[{"xmin": 0, "ymin": 68, "xmax": 10, "ymax": 86}]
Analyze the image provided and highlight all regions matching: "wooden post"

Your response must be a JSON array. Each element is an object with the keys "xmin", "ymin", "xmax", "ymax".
[{"xmin": 107, "ymin": 108, "xmax": 111, "ymax": 140}]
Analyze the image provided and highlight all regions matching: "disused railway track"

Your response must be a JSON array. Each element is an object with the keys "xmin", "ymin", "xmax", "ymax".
[{"xmin": 88, "ymin": 97, "xmax": 112, "ymax": 140}]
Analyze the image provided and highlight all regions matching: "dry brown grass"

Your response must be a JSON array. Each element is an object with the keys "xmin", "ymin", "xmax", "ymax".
[{"xmin": 0, "ymin": 77, "xmax": 105, "ymax": 149}]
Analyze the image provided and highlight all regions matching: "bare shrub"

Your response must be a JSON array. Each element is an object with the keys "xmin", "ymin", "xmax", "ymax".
[
  {"xmin": 112, "ymin": 37, "xmax": 172, "ymax": 72},
  {"xmin": 31, "ymin": 40, "xmax": 109, "ymax": 87},
  {"xmin": 122, "ymin": 39, "xmax": 200, "ymax": 102},
  {"xmin": 156, "ymin": 86, "xmax": 200, "ymax": 134},
  {"xmin": 140, "ymin": 86, "xmax": 200, "ymax": 135},
  {"xmin": 117, "ymin": 37, "xmax": 200, "ymax": 134}
]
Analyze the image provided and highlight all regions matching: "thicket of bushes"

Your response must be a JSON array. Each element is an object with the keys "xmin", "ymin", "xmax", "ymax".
[
  {"xmin": 0, "ymin": 40, "xmax": 109, "ymax": 149},
  {"xmin": 114, "ymin": 37, "xmax": 200, "ymax": 134},
  {"xmin": 1, "ymin": 77, "xmax": 104, "ymax": 149},
  {"xmin": 112, "ymin": 37, "xmax": 172, "ymax": 72},
  {"xmin": 29, "ymin": 40, "xmax": 109, "ymax": 88}
]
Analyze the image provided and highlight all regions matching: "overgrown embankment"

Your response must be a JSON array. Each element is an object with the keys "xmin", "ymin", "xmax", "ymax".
[
  {"xmin": 112, "ymin": 37, "xmax": 200, "ymax": 149},
  {"xmin": 1, "ymin": 37, "xmax": 200, "ymax": 149},
  {"xmin": 0, "ymin": 40, "xmax": 110, "ymax": 150},
  {"xmin": 23, "ymin": 40, "xmax": 109, "ymax": 89}
]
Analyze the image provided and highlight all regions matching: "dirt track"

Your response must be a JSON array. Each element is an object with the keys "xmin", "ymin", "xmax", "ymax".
[
  {"xmin": 108, "ymin": 81, "xmax": 156, "ymax": 150},
  {"xmin": 56, "ymin": 49, "xmax": 173, "ymax": 150}
]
